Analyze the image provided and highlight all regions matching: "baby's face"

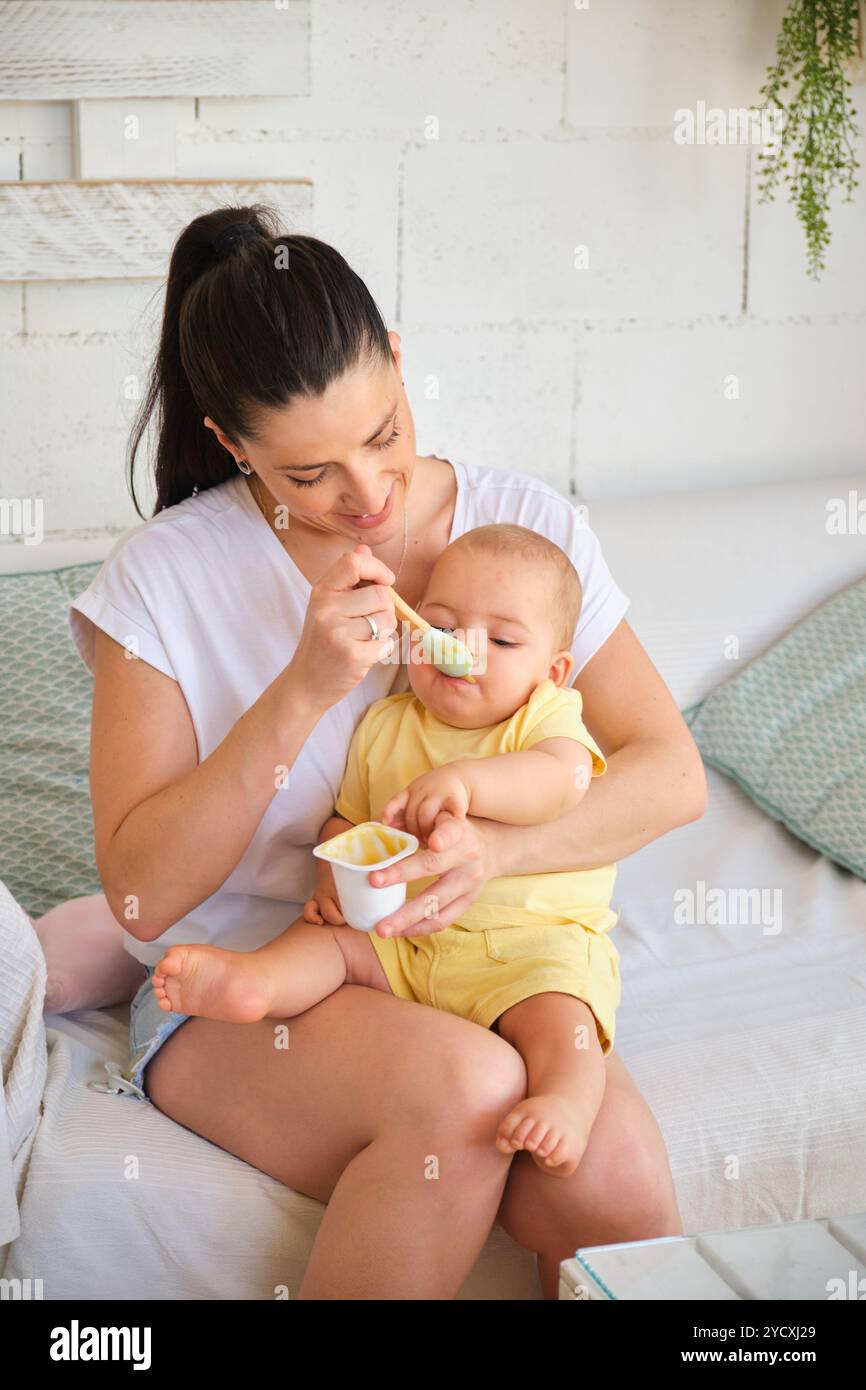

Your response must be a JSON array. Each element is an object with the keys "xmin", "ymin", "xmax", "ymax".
[{"xmin": 407, "ymin": 546, "xmax": 574, "ymax": 728}]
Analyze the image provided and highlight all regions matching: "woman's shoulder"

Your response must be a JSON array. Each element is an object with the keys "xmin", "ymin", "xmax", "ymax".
[
  {"xmin": 452, "ymin": 456, "xmax": 586, "ymax": 549},
  {"xmin": 68, "ymin": 476, "xmax": 250, "ymax": 675},
  {"xmin": 451, "ymin": 456, "xmax": 630, "ymax": 677},
  {"xmin": 99, "ymin": 479, "xmax": 238, "ymax": 562},
  {"xmin": 105, "ymin": 474, "xmax": 246, "ymax": 567}
]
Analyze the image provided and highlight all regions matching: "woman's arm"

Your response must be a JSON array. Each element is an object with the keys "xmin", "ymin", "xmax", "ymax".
[
  {"xmin": 90, "ymin": 628, "xmax": 322, "ymax": 941},
  {"xmin": 487, "ymin": 620, "xmax": 707, "ymax": 875},
  {"xmin": 369, "ymin": 620, "xmax": 707, "ymax": 935},
  {"xmin": 89, "ymin": 545, "xmax": 399, "ymax": 941}
]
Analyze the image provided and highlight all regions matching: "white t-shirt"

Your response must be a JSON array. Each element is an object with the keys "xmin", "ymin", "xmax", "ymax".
[{"xmin": 69, "ymin": 457, "xmax": 630, "ymax": 966}]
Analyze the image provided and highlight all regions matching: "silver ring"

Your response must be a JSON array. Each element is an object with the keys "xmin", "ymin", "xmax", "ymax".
[{"xmin": 364, "ymin": 614, "xmax": 379, "ymax": 641}]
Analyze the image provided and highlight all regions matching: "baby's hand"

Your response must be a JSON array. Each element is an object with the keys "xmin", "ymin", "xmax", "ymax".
[
  {"xmin": 381, "ymin": 767, "xmax": 471, "ymax": 844},
  {"xmin": 303, "ymin": 893, "xmax": 346, "ymax": 926},
  {"xmin": 304, "ymin": 860, "xmax": 346, "ymax": 926}
]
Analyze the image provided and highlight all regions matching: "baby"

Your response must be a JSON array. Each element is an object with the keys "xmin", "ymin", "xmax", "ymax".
[{"xmin": 153, "ymin": 523, "xmax": 621, "ymax": 1178}]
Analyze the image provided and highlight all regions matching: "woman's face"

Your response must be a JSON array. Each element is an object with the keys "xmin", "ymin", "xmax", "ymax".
[{"xmin": 205, "ymin": 334, "xmax": 416, "ymax": 549}]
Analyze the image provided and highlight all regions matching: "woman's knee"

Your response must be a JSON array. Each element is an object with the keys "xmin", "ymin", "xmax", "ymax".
[
  {"xmin": 402, "ymin": 1021, "xmax": 527, "ymax": 1132},
  {"xmin": 591, "ymin": 1125, "xmax": 682, "ymax": 1236},
  {"xmin": 458, "ymin": 1026, "xmax": 528, "ymax": 1115}
]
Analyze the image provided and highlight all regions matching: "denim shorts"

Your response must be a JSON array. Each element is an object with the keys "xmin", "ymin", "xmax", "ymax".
[{"xmin": 87, "ymin": 965, "xmax": 191, "ymax": 1104}]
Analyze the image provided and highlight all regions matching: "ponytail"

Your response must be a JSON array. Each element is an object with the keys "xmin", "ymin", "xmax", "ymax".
[{"xmin": 128, "ymin": 205, "xmax": 393, "ymax": 517}]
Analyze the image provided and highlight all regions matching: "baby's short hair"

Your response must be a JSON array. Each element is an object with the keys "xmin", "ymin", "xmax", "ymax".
[{"xmin": 445, "ymin": 523, "xmax": 582, "ymax": 652}]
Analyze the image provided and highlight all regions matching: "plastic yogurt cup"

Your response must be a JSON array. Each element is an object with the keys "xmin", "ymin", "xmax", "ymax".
[{"xmin": 312, "ymin": 821, "xmax": 419, "ymax": 933}]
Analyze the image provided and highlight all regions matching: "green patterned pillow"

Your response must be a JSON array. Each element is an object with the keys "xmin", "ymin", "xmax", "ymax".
[
  {"xmin": 0, "ymin": 561, "xmax": 103, "ymax": 915},
  {"xmin": 682, "ymin": 573, "xmax": 866, "ymax": 881}
]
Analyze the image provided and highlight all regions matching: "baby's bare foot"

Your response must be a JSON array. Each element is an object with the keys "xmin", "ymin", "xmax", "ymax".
[
  {"xmin": 495, "ymin": 1093, "xmax": 593, "ymax": 1178},
  {"xmin": 151, "ymin": 944, "xmax": 271, "ymax": 1023}
]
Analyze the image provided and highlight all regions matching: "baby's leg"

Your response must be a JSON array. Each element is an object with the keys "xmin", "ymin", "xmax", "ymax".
[
  {"xmin": 493, "ymin": 992, "xmax": 606, "ymax": 1179},
  {"xmin": 31, "ymin": 893, "xmax": 146, "ymax": 1014},
  {"xmin": 152, "ymin": 919, "xmax": 391, "ymax": 1023}
]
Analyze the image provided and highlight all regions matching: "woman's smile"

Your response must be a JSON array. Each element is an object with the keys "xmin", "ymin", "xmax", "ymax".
[{"xmin": 335, "ymin": 478, "xmax": 397, "ymax": 529}]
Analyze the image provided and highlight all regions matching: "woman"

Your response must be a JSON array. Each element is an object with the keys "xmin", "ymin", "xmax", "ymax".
[{"xmin": 68, "ymin": 205, "xmax": 706, "ymax": 1300}]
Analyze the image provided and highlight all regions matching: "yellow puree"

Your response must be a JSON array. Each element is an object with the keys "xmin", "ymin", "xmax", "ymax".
[{"xmin": 318, "ymin": 821, "xmax": 409, "ymax": 866}]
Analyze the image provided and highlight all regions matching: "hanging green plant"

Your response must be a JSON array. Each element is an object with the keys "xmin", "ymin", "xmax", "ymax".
[{"xmin": 753, "ymin": 0, "xmax": 862, "ymax": 278}]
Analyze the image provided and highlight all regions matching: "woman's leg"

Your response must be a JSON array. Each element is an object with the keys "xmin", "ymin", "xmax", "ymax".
[
  {"xmin": 494, "ymin": 1047, "xmax": 683, "ymax": 1300},
  {"xmin": 31, "ymin": 893, "xmax": 146, "ymax": 1014},
  {"xmin": 144, "ymin": 971, "xmax": 529, "ymax": 1299}
]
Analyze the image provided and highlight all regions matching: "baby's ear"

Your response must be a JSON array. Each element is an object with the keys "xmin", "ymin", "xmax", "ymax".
[{"xmin": 549, "ymin": 649, "xmax": 575, "ymax": 688}]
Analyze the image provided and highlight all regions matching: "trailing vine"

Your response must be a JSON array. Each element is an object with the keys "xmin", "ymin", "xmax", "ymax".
[{"xmin": 754, "ymin": 0, "xmax": 862, "ymax": 277}]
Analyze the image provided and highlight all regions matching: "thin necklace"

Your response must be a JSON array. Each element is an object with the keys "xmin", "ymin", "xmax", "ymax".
[{"xmin": 249, "ymin": 472, "xmax": 410, "ymax": 586}]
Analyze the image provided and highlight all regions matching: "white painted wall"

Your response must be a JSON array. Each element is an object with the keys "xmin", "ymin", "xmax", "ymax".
[{"xmin": 0, "ymin": 0, "xmax": 864, "ymax": 539}]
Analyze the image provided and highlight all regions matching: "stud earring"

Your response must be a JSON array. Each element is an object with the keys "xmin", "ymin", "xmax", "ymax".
[{"xmin": 237, "ymin": 459, "xmax": 252, "ymax": 475}]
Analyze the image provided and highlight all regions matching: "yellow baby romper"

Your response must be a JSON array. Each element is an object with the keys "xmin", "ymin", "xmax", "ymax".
[{"xmin": 333, "ymin": 677, "xmax": 622, "ymax": 1054}]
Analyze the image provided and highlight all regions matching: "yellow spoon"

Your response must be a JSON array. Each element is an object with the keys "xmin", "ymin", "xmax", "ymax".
[{"xmin": 388, "ymin": 588, "xmax": 477, "ymax": 682}]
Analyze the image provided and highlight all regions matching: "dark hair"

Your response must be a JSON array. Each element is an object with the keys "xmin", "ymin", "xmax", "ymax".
[{"xmin": 128, "ymin": 204, "xmax": 395, "ymax": 517}]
